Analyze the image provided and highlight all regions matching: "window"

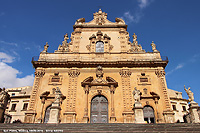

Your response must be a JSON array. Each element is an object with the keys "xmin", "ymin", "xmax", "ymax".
[
  {"xmin": 22, "ymin": 103, "xmax": 28, "ymax": 110},
  {"xmin": 140, "ymin": 78, "xmax": 148, "ymax": 82},
  {"xmin": 51, "ymin": 72, "xmax": 60, "ymax": 82},
  {"xmin": 96, "ymin": 41, "xmax": 104, "ymax": 52},
  {"xmin": 140, "ymin": 73, "xmax": 148, "ymax": 82},
  {"xmin": 182, "ymin": 106, "xmax": 186, "ymax": 111},
  {"xmin": 12, "ymin": 93, "xmax": 15, "ymax": 96},
  {"xmin": 172, "ymin": 105, "xmax": 176, "ymax": 110},
  {"xmin": 11, "ymin": 104, "xmax": 16, "ymax": 111}
]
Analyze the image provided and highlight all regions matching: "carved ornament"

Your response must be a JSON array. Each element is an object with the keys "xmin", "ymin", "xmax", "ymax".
[
  {"xmin": 129, "ymin": 33, "xmax": 145, "ymax": 53},
  {"xmin": 35, "ymin": 69, "xmax": 45, "ymax": 77},
  {"xmin": 68, "ymin": 69, "xmax": 80, "ymax": 78},
  {"xmin": 119, "ymin": 69, "xmax": 132, "ymax": 77},
  {"xmin": 155, "ymin": 70, "xmax": 165, "ymax": 77}
]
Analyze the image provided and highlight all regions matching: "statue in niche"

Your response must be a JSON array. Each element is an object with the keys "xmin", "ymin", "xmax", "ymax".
[
  {"xmin": 151, "ymin": 41, "xmax": 158, "ymax": 52},
  {"xmin": 132, "ymin": 87, "xmax": 141, "ymax": 103},
  {"xmin": 184, "ymin": 85, "xmax": 194, "ymax": 102},
  {"xmin": 42, "ymin": 42, "xmax": 49, "ymax": 53}
]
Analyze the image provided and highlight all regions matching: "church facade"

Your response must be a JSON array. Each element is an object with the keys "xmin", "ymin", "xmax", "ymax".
[{"xmin": 24, "ymin": 9, "xmax": 184, "ymax": 123}]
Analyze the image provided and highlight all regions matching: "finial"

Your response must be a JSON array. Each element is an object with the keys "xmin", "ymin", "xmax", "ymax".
[{"xmin": 98, "ymin": 9, "xmax": 102, "ymax": 13}]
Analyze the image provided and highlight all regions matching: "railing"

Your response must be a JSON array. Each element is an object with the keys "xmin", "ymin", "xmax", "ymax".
[{"xmin": 32, "ymin": 55, "xmax": 168, "ymax": 62}]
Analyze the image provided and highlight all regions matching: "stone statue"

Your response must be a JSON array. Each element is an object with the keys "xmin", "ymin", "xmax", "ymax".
[
  {"xmin": 133, "ymin": 33, "xmax": 137, "ymax": 42},
  {"xmin": 151, "ymin": 41, "xmax": 158, "ymax": 52},
  {"xmin": 133, "ymin": 87, "xmax": 141, "ymax": 103},
  {"xmin": 184, "ymin": 85, "xmax": 194, "ymax": 102},
  {"xmin": 64, "ymin": 33, "xmax": 69, "ymax": 42},
  {"xmin": 0, "ymin": 88, "xmax": 7, "ymax": 105},
  {"xmin": 42, "ymin": 42, "xmax": 49, "ymax": 53}
]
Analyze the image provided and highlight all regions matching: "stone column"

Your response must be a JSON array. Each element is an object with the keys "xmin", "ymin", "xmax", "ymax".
[
  {"xmin": 189, "ymin": 102, "xmax": 200, "ymax": 123},
  {"xmin": 64, "ymin": 68, "xmax": 80, "ymax": 123},
  {"xmin": 155, "ymin": 69, "xmax": 174, "ymax": 123},
  {"xmin": 119, "ymin": 69, "xmax": 134, "ymax": 123},
  {"xmin": 110, "ymin": 85, "xmax": 116, "ymax": 122},
  {"xmin": 83, "ymin": 85, "xmax": 89, "ymax": 123},
  {"xmin": 24, "ymin": 69, "xmax": 45, "ymax": 123}
]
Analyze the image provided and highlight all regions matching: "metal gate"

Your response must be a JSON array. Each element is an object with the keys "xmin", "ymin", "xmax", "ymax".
[
  {"xmin": 143, "ymin": 106, "xmax": 155, "ymax": 123},
  {"xmin": 91, "ymin": 95, "xmax": 108, "ymax": 123}
]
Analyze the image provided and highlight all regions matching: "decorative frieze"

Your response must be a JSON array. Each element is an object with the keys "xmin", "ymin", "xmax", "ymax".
[{"xmin": 119, "ymin": 69, "xmax": 132, "ymax": 77}]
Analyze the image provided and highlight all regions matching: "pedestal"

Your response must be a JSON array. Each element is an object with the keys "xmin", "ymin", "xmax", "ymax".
[
  {"xmin": 110, "ymin": 116, "xmax": 116, "ymax": 123},
  {"xmin": 133, "ymin": 102, "xmax": 145, "ymax": 123},
  {"xmin": 24, "ymin": 110, "xmax": 37, "ymax": 123},
  {"xmin": 163, "ymin": 110, "xmax": 175, "ymax": 123},
  {"xmin": 189, "ymin": 101, "xmax": 200, "ymax": 123},
  {"xmin": 63, "ymin": 112, "xmax": 76, "ymax": 123},
  {"xmin": 48, "ymin": 103, "xmax": 61, "ymax": 124},
  {"xmin": 0, "ymin": 104, "xmax": 5, "ymax": 123},
  {"xmin": 82, "ymin": 116, "xmax": 89, "ymax": 123}
]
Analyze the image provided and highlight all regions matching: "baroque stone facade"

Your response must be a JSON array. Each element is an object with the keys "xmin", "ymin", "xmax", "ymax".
[{"xmin": 22, "ymin": 9, "xmax": 197, "ymax": 123}]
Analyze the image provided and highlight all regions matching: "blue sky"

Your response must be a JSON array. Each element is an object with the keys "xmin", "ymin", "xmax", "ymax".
[{"xmin": 0, "ymin": 0, "xmax": 200, "ymax": 103}]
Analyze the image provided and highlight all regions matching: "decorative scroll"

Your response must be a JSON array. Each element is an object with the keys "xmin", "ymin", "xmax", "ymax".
[{"xmin": 119, "ymin": 69, "xmax": 133, "ymax": 111}]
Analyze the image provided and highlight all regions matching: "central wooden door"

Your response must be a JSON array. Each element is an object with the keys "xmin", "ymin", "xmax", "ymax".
[
  {"xmin": 143, "ymin": 106, "xmax": 155, "ymax": 123},
  {"xmin": 91, "ymin": 95, "xmax": 108, "ymax": 123}
]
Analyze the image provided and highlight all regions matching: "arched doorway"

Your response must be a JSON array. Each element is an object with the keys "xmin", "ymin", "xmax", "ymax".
[
  {"xmin": 143, "ymin": 106, "xmax": 155, "ymax": 123},
  {"xmin": 91, "ymin": 95, "xmax": 108, "ymax": 123},
  {"xmin": 44, "ymin": 105, "xmax": 51, "ymax": 123}
]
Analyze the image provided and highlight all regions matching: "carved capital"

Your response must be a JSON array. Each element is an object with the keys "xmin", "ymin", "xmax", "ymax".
[
  {"xmin": 68, "ymin": 69, "xmax": 80, "ymax": 78},
  {"xmin": 35, "ymin": 69, "xmax": 45, "ymax": 77},
  {"xmin": 119, "ymin": 69, "xmax": 132, "ymax": 77},
  {"xmin": 155, "ymin": 70, "xmax": 165, "ymax": 77}
]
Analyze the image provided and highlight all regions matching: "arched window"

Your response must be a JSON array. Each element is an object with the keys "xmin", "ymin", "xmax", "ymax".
[{"xmin": 96, "ymin": 41, "xmax": 104, "ymax": 52}]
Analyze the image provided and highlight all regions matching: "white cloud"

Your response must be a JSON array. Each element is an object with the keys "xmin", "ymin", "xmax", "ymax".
[
  {"xmin": 0, "ymin": 52, "xmax": 34, "ymax": 88},
  {"xmin": 121, "ymin": 12, "xmax": 135, "ymax": 23},
  {"xmin": 0, "ymin": 40, "xmax": 18, "ymax": 46},
  {"xmin": 0, "ymin": 52, "xmax": 15, "ymax": 63},
  {"xmin": 121, "ymin": 0, "xmax": 154, "ymax": 23},
  {"xmin": 138, "ymin": 0, "xmax": 154, "ymax": 9},
  {"xmin": 166, "ymin": 63, "xmax": 184, "ymax": 75},
  {"xmin": 0, "ymin": 62, "xmax": 34, "ymax": 88}
]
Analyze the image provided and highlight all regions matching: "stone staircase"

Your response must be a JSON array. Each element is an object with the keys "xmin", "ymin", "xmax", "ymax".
[{"xmin": 0, "ymin": 123, "xmax": 200, "ymax": 133}]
